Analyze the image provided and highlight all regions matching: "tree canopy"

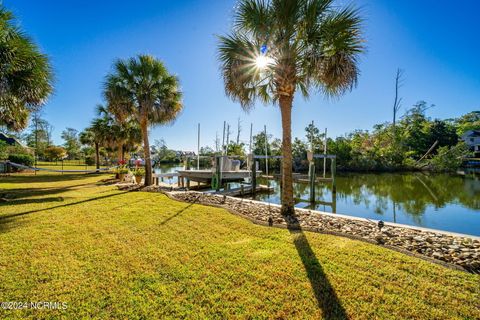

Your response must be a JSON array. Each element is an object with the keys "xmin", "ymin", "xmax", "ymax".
[{"xmin": 0, "ymin": 5, "xmax": 53, "ymax": 131}]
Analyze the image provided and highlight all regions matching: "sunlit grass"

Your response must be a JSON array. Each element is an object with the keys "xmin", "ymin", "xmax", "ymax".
[{"xmin": 0, "ymin": 173, "xmax": 478, "ymax": 319}]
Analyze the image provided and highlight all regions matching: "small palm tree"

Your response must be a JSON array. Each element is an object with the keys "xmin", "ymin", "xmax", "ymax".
[
  {"xmin": 79, "ymin": 127, "xmax": 101, "ymax": 171},
  {"xmin": 0, "ymin": 5, "xmax": 53, "ymax": 131},
  {"xmin": 104, "ymin": 55, "xmax": 182, "ymax": 185},
  {"xmin": 218, "ymin": 0, "xmax": 364, "ymax": 214},
  {"xmin": 95, "ymin": 104, "xmax": 141, "ymax": 164}
]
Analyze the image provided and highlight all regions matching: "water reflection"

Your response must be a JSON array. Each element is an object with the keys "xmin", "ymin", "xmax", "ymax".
[
  {"xmin": 252, "ymin": 173, "xmax": 480, "ymax": 236},
  {"xmin": 154, "ymin": 164, "xmax": 480, "ymax": 235}
]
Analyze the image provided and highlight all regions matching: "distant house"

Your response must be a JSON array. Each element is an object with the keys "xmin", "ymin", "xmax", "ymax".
[
  {"xmin": 0, "ymin": 132, "xmax": 25, "ymax": 147},
  {"xmin": 175, "ymin": 151, "xmax": 196, "ymax": 158},
  {"xmin": 461, "ymin": 130, "xmax": 480, "ymax": 156}
]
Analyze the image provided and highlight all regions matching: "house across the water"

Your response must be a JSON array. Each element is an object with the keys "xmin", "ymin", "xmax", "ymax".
[{"xmin": 461, "ymin": 129, "xmax": 480, "ymax": 157}]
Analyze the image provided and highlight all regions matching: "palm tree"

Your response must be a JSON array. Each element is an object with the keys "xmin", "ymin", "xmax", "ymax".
[
  {"xmin": 89, "ymin": 104, "xmax": 142, "ymax": 167},
  {"xmin": 218, "ymin": 0, "xmax": 364, "ymax": 215},
  {"xmin": 0, "ymin": 5, "xmax": 53, "ymax": 131},
  {"xmin": 79, "ymin": 127, "xmax": 101, "ymax": 171},
  {"xmin": 104, "ymin": 55, "xmax": 182, "ymax": 185}
]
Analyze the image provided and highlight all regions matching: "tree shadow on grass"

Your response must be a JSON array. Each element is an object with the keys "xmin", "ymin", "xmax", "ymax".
[
  {"xmin": 284, "ymin": 214, "xmax": 348, "ymax": 319},
  {"xmin": 1, "ymin": 196, "xmax": 69, "ymax": 206},
  {"xmin": 1, "ymin": 173, "xmax": 99, "ymax": 184},
  {"xmin": 0, "ymin": 192, "xmax": 128, "ymax": 232},
  {"xmin": 159, "ymin": 201, "xmax": 198, "ymax": 226}
]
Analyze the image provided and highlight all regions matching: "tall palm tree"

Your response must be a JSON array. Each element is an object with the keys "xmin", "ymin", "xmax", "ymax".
[
  {"xmin": 0, "ymin": 5, "xmax": 53, "ymax": 131},
  {"xmin": 218, "ymin": 0, "xmax": 364, "ymax": 214},
  {"xmin": 104, "ymin": 55, "xmax": 182, "ymax": 185}
]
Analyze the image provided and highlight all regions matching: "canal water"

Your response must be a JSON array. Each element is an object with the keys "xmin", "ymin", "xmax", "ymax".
[{"xmin": 155, "ymin": 165, "xmax": 480, "ymax": 236}]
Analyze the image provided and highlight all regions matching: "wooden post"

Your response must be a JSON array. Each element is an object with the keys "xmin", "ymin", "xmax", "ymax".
[
  {"xmin": 309, "ymin": 161, "xmax": 316, "ymax": 203},
  {"xmin": 185, "ymin": 157, "xmax": 190, "ymax": 190},
  {"xmin": 331, "ymin": 157, "xmax": 336, "ymax": 194},
  {"xmin": 62, "ymin": 160, "xmax": 64, "ymax": 175},
  {"xmin": 251, "ymin": 158, "xmax": 257, "ymax": 195},
  {"xmin": 332, "ymin": 190, "xmax": 337, "ymax": 213},
  {"xmin": 222, "ymin": 121, "xmax": 226, "ymax": 155},
  {"xmin": 197, "ymin": 123, "xmax": 200, "ymax": 170},
  {"xmin": 215, "ymin": 156, "xmax": 221, "ymax": 192},
  {"xmin": 264, "ymin": 125, "xmax": 268, "ymax": 177},
  {"xmin": 323, "ymin": 128, "xmax": 328, "ymax": 178}
]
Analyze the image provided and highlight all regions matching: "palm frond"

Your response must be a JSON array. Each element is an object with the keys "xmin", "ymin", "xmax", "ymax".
[
  {"xmin": 103, "ymin": 54, "xmax": 183, "ymax": 128},
  {"xmin": 0, "ymin": 4, "xmax": 53, "ymax": 131}
]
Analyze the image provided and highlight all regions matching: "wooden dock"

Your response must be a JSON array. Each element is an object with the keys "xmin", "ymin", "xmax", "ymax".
[
  {"xmin": 260, "ymin": 173, "xmax": 333, "ymax": 183},
  {"xmin": 213, "ymin": 184, "xmax": 273, "ymax": 196}
]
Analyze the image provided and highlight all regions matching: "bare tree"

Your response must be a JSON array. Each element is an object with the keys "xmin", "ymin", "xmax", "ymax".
[
  {"xmin": 236, "ymin": 117, "xmax": 242, "ymax": 144},
  {"xmin": 214, "ymin": 132, "xmax": 220, "ymax": 153},
  {"xmin": 393, "ymin": 68, "xmax": 405, "ymax": 128}
]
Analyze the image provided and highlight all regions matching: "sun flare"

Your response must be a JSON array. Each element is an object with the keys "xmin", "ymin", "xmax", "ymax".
[{"xmin": 255, "ymin": 55, "xmax": 272, "ymax": 69}]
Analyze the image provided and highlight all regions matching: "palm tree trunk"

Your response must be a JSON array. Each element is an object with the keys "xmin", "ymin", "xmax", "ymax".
[
  {"xmin": 279, "ymin": 95, "xmax": 295, "ymax": 215},
  {"xmin": 141, "ymin": 120, "xmax": 152, "ymax": 186},
  {"xmin": 95, "ymin": 142, "xmax": 100, "ymax": 171},
  {"xmin": 117, "ymin": 143, "xmax": 123, "ymax": 163}
]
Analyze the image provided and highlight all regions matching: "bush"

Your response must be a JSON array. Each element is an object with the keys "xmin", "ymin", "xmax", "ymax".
[
  {"xmin": 115, "ymin": 166, "xmax": 129, "ymax": 174},
  {"xmin": 132, "ymin": 167, "xmax": 145, "ymax": 177},
  {"xmin": 0, "ymin": 141, "xmax": 7, "ymax": 160},
  {"xmin": 85, "ymin": 156, "xmax": 95, "ymax": 166},
  {"xmin": 429, "ymin": 143, "xmax": 471, "ymax": 172},
  {"xmin": 8, "ymin": 154, "xmax": 34, "ymax": 171},
  {"xmin": 44, "ymin": 146, "xmax": 67, "ymax": 161}
]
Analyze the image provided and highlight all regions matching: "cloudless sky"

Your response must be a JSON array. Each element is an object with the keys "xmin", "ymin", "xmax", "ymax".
[{"xmin": 5, "ymin": 0, "xmax": 480, "ymax": 150}]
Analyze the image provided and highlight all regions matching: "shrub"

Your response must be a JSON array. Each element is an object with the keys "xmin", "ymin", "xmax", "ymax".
[
  {"xmin": 44, "ymin": 146, "xmax": 67, "ymax": 161},
  {"xmin": 115, "ymin": 166, "xmax": 129, "ymax": 174},
  {"xmin": 429, "ymin": 143, "xmax": 472, "ymax": 172},
  {"xmin": 0, "ymin": 141, "xmax": 7, "ymax": 160},
  {"xmin": 132, "ymin": 167, "xmax": 145, "ymax": 177},
  {"xmin": 8, "ymin": 154, "xmax": 34, "ymax": 171},
  {"xmin": 85, "ymin": 156, "xmax": 95, "ymax": 166}
]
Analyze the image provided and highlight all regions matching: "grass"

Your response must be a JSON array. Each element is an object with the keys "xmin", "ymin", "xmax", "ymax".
[
  {"xmin": 33, "ymin": 160, "xmax": 108, "ymax": 172},
  {"xmin": 0, "ymin": 173, "xmax": 479, "ymax": 319}
]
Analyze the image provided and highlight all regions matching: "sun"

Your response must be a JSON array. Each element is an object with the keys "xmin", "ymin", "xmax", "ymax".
[{"xmin": 255, "ymin": 55, "xmax": 273, "ymax": 69}]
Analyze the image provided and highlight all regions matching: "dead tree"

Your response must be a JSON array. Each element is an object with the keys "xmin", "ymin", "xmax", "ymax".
[{"xmin": 393, "ymin": 68, "xmax": 405, "ymax": 128}]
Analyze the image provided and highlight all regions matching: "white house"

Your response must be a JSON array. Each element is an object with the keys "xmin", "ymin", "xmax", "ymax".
[{"xmin": 461, "ymin": 130, "xmax": 480, "ymax": 156}]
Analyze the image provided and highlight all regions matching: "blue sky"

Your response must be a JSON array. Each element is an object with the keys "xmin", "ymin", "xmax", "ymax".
[{"xmin": 6, "ymin": 0, "xmax": 480, "ymax": 150}]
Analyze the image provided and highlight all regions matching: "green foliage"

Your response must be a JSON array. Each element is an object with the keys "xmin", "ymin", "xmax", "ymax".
[
  {"xmin": 85, "ymin": 156, "xmax": 95, "ymax": 166},
  {"xmin": 0, "ymin": 4, "xmax": 53, "ymax": 131},
  {"xmin": 24, "ymin": 112, "xmax": 54, "ymax": 159},
  {"xmin": 115, "ymin": 166, "xmax": 129, "ymax": 174},
  {"xmin": 8, "ymin": 153, "xmax": 34, "ymax": 166},
  {"xmin": 226, "ymin": 142, "xmax": 245, "ymax": 158},
  {"xmin": 0, "ymin": 140, "xmax": 7, "ymax": 159},
  {"xmin": 429, "ymin": 143, "xmax": 472, "ymax": 172},
  {"xmin": 61, "ymin": 128, "xmax": 81, "ymax": 159},
  {"xmin": 104, "ymin": 55, "xmax": 183, "ymax": 185},
  {"xmin": 44, "ymin": 145, "xmax": 66, "ymax": 161},
  {"xmin": 217, "ymin": 0, "xmax": 364, "ymax": 108},
  {"xmin": 132, "ymin": 167, "xmax": 145, "ymax": 177},
  {"xmin": 152, "ymin": 139, "xmax": 179, "ymax": 164},
  {"xmin": 454, "ymin": 111, "xmax": 480, "ymax": 135}
]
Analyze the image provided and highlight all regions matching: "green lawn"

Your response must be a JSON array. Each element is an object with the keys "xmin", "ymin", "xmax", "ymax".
[
  {"xmin": 0, "ymin": 173, "xmax": 478, "ymax": 319},
  {"xmin": 33, "ymin": 160, "xmax": 107, "ymax": 172}
]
